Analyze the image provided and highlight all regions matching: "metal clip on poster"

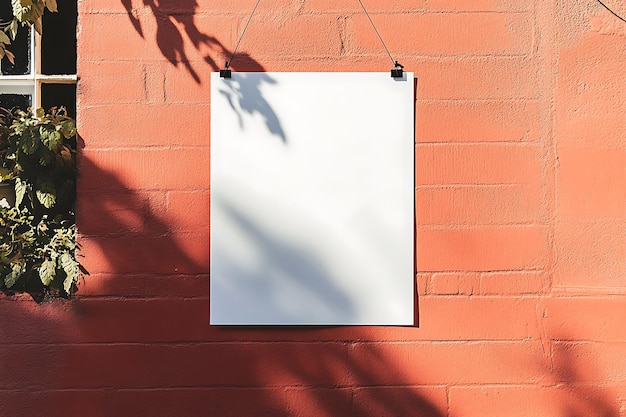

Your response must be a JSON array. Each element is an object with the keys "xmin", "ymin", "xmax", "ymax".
[
  {"xmin": 391, "ymin": 62, "xmax": 404, "ymax": 78},
  {"xmin": 220, "ymin": 0, "xmax": 404, "ymax": 78},
  {"xmin": 220, "ymin": 62, "xmax": 231, "ymax": 79}
]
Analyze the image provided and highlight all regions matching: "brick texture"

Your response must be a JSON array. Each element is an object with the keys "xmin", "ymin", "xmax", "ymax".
[{"xmin": 1, "ymin": 1, "xmax": 622, "ymax": 416}]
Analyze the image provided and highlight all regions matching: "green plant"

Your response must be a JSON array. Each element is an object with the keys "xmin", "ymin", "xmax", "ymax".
[
  {"xmin": 0, "ymin": 0, "xmax": 59, "ymax": 63},
  {"xmin": 0, "ymin": 107, "xmax": 80, "ymax": 297}
]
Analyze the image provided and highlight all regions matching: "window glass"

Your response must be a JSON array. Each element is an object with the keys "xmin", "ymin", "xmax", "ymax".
[
  {"xmin": 0, "ymin": 2, "xmax": 31, "ymax": 75},
  {"xmin": 41, "ymin": 84, "xmax": 76, "ymax": 117},
  {"xmin": 0, "ymin": 93, "xmax": 31, "ymax": 110},
  {"xmin": 41, "ymin": 1, "xmax": 77, "ymax": 75},
  {"xmin": 0, "ymin": 1, "xmax": 76, "ymax": 113}
]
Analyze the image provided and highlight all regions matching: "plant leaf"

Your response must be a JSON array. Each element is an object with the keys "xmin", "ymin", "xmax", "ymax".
[
  {"xmin": 0, "ymin": 168, "xmax": 13, "ymax": 181},
  {"xmin": 14, "ymin": 177, "xmax": 26, "ymax": 208},
  {"xmin": 0, "ymin": 31, "xmax": 10, "ymax": 45},
  {"xmin": 59, "ymin": 120, "xmax": 76, "ymax": 138},
  {"xmin": 39, "ymin": 258, "xmax": 56, "ymax": 285},
  {"xmin": 41, "ymin": 126, "xmax": 62, "ymax": 150},
  {"xmin": 45, "ymin": 0, "xmax": 58, "ymax": 13},
  {"xmin": 35, "ymin": 176, "xmax": 56, "ymax": 208},
  {"xmin": 4, "ymin": 261, "xmax": 24, "ymax": 288},
  {"xmin": 8, "ymin": 20, "xmax": 18, "ymax": 40},
  {"xmin": 59, "ymin": 252, "xmax": 78, "ymax": 294},
  {"xmin": 20, "ymin": 130, "xmax": 38, "ymax": 154},
  {"xmin": 4, "ymin": 50, "xmax": 15, "ymax": 65}
]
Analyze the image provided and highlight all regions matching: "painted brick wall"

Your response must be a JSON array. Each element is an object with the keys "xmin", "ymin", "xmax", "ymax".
[{"xmin": 1, "ymin": 0, "xmax": 624, "ymax": 415}]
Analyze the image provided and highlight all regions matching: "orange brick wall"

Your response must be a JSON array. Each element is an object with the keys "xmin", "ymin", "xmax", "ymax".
[{"xmin": 1, "ymin": 0, "xmax": 624, "ymax": 415}]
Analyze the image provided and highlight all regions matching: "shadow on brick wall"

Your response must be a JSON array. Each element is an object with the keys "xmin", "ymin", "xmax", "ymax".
[
  {"xmin": 120, "ymin": 0, "xmax": 262, "ymax": 80},
  {"xmin": 550, "ymin": 336, "xmax": 621, "ymax": 417},
  {"xmin": 0, "ymin": 292, "xmax": 623, "ymax": 416},
  {"xmin": 72, "ymin": 150, "xmax": 447, "ymax": 416},
  {"xmin": 77, "ymin": 154, "xmax": 206, "ymax": 277},
  {"xmin": 122, "ymin": 0, "xmax": 218, "ymax": 82},
  {"xmin": 52, "ymin": 2, "xmax": 622, "ymax": 416}
]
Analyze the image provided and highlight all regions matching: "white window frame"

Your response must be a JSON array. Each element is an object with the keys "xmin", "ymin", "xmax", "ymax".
[{"xmin": 0, "ymin": 29, "xmax": 77, "ymax": 110}]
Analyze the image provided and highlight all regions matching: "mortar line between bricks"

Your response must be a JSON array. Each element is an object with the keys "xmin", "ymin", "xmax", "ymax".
[
  {"xmin": 82, "ymin": 146, "xmax": 210, "ymax": 151},
  {"xmin": 552, "ymin": 339, "xmax": 626, "ymax": 345},
  {"xmin": 245, "ymin": 10, "xmax": 535, "ymax": 16},
  {"xmin": 479, "ymin": 270, "xmax": 545, "ymax": 275},
  {"xmin": 417, "ymin": 98, "xmax": 541, "ymax": 103},
  {"xmin": 420, "ymin": 294, "xmax": 544, "ymax": 298},
  {"xmin": 0, "ymin": 340, "xmax": 541, "ymax": 347},
  {"xmin": 420, "ymin": 268, "xmax": 547, "ymax": 273},
  {"xmin": 446, "ymin": 383, "xmax": 568, "ymax": 389},
  {"xmin": 78, "ymin": 54, "xmax": 535, "ymax": 63},
  {"xmin": 81, "ymin": 9, "xmax": 534, "ymax": 15},
  {"xmin": 79, "ymin": 231, "xmax": 210, "ymax": 237},
  {"xmin": 416, "ymin": 139, "xmax": 543, "ymax": 144},
  {"xmin": 71, "ymin": 295, "xmax": 211, "ymax": 301},
  {"xmin": 0, "ymin": 384, "xmax": 457, "ymax": 392},
  {"xmin": 116, "ymin": 384, "xmax": 452, "ymax": 391},
  {"xmin": 538, "ymin": 292, "xmax": 626, "ymax": 299},
  {"xmin": 416, "ymin": 184, "xmax": 530, "ymax": 188},
  {"xmin": 415, "ymin": 183, "xmax": 547, "ymax": 188},
  {"xmin": 415, "ymin": 141, "xmax": 543, "ymax": 146},
  {"xmin": 22, "ymin": 384, "xmax": 614, "ymax": 395},
  {"xmin": 417, "ymin": 223, "xmax": 550, "ymax": 230},
  {"xmin": 551, "ymin": 287, "xmax": 626, "ymax": 296},
  {"xmin": 415, "ymin": 140, "xmax": 544, "ymax": 145},
  {"xmin": 419, "ymin": 223, "xmax": 551, "ymax": 229},
  {"xmin": 240, "ymin": 53, "xmax": 535, "ymax": 61},
  {"xmin": 79, "ymin": 188, "xmax": 209, "ymax": 194},
  {"xmin": 80, "ymin": 102, "xmax": 210, "ymax": 106}
]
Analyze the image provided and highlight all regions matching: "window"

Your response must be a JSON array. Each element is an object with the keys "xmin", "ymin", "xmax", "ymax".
[{"xmin": 0, "ymin": 1, "xmax": 77, "ymax": 117}]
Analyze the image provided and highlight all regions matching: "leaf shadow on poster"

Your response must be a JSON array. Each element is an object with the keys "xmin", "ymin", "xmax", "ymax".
[
  {"xmin": 211, "ymin": 193, "xmax": 355, "ymax": 324},
  {"xmin": 218, "ymin": 74, "xmax": 287, "ymax": 143}
]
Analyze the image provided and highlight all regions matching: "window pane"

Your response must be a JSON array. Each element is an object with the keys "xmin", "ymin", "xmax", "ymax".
[
  {"xmin": 41, "ymin": 1, "xmax": 77, "ymax": 75},
  {"xmin": 0, "ymin": 2, "xmax": 31, "ymax": 75},
  {"xmin": 0, "ymin": 94, "xmax": 31, "ymax": 111},
  {"xmin": 41, "ymin": 84, "xmax": 76, "ymax": 118}
]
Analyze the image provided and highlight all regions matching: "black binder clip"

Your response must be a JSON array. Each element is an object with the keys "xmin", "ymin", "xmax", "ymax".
[
  {"xmin": 391, "ymin": 61, "xmax": 404, "ymax": 78},
  {"xmin": 220, "ymin": 62, "xmax": 232, "ymax": 78}
]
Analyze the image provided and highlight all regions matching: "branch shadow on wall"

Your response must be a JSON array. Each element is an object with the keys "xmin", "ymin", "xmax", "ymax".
[
  {"xmin": 120, "ymin": 0, "xmax": 286, "ymax": 142},
  {"xmin": 71, "ymin": 155, "xmax": 626, "ymax": 416},
  {"xmin": 73, "ymin": 153, "xmax": 447, "ymax": 416},
  {"xmin": 120, "ymin": 0, "xmax": 263, "ymax": 78},
  {"xmin": 77, "ymin": 155, "xmax": 205, "ymax": 278},
  {"xmin": 550, "ymin": 335, "xmax": 621, "ymax": 417},
  {"xmin": 67, "ymin": 4, "xmax": 624, "ymax": 417},
  {"xmin": 82, "ymin": 6, "xmax": 425, "ymax": 416},
  {"xmin": 121, "ymin": 0, "xmax": 220, "ymax": 82}
]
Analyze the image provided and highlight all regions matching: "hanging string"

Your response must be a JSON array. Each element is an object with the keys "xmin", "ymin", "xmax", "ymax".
[
  {"xmin": 225, "ymin": 0, "xmax": 401, "ymax": 71},
  {"xmin": 596, "ymin": 0, "xmax": 626, "ymax": 23},
  {"xmin": 226, "ymin": 0, "xmax": 263, "ymax": 69},
  {"xmin": 356, "ymin": 0, "xmax": 398, "ymax": 68}
]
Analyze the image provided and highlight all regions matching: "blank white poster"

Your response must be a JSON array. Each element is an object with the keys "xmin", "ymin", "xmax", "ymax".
[{"xmin": 210, "ymin": 72, "xmax": 414, "ymax": 325}]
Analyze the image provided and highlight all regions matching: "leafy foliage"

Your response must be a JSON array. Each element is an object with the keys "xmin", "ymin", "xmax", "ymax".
[
  {"xmin": 0, "ymin": 107, "xmax": 80, "ymax": 297},
  {"xmin": 0, "ymin": 0, "xmax": 58, "ymax": 63}
]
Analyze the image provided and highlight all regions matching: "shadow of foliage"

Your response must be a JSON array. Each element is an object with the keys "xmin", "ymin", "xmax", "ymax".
[{"xmin": 120, "ymin": 0, "xmax": 264, "ymax": 80}]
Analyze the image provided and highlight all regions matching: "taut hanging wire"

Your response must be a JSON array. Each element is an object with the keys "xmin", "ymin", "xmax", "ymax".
[
  {"xmin": 596, "ymin": 0, "xmax": 626, "ymax": 23},
  {"xmin": 221, "ymin": 0, "xmax": 404, "ymax": 77},
  {"xmin": 225, "ymin": 0, "xmax": 263, "ymax": 71},
  {"xmin": 356, "ymin": 0, "xmax": 396, "ymax": 67}
]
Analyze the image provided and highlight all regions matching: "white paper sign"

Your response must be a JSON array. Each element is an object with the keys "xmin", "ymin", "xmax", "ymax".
[{"xmin": 210, "ymin": 72, "xmax": 414, "ymax": 325}]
